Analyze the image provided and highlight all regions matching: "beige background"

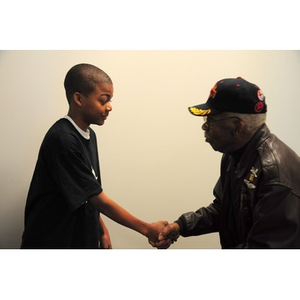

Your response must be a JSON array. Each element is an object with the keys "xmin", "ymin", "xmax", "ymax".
[{"xmin": 1, "ymin": 50, "xmax": 299, "ymax": 249}]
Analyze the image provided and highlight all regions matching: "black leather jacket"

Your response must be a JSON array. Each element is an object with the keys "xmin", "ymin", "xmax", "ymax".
[{"xmin": 176, "ymin": 124, "xmax": 300, "ymax": 248}]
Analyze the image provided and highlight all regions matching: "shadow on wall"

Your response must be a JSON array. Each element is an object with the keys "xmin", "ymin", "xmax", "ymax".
[{"xmin": 0, "ymin": 200, "xmax": 24, "ymax": 248}]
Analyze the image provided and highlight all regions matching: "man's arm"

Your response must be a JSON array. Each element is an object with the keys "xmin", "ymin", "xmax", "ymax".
[{"xmin": 150, "ymin": 198, "xmax": 222, "ymax": 249}]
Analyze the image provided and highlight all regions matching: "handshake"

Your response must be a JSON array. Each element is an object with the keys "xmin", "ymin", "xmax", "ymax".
[{"xmin": 147, "ymin": 221, "xmax": 181, "ymax": 249}]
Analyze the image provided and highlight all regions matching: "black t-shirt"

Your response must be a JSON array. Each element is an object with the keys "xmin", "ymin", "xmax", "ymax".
[{"xmin": 21, "ymin": 118, "xmax": 103, "ymax": 248}]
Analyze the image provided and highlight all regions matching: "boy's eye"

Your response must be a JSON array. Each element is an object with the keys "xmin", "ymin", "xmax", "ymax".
[
  {"xmin": 99, "ymin": 97, "xmax": 110, "ymax": 105},
  {"xmin": 101, "ymin": 100, "xmax": 111, "ymax": 105}
]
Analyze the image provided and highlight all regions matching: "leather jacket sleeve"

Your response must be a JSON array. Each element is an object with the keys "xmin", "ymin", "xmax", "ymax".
[{"xmin": 175, "ymin": 178, "xmax": 222, "ymax": 237}]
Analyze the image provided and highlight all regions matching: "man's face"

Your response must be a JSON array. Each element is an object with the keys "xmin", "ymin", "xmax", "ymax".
[
  {"xmin": 201, "ymin": 114, "xmax": 240, "ymax": 153},
  {"xmin": 80, "ymin": 83, "xmax": 113, "ymax": 126}
]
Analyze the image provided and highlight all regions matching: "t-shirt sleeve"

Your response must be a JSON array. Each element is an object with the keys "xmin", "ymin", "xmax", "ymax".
[{"xmin": 44, "ymin": 131, "xmax": 103, "ymax": 211}]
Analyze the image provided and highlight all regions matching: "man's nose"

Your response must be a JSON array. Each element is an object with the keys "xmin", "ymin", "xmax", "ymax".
[{"xmin": 202, "ymin": 122, "xmax": 208, "ymax": 131}]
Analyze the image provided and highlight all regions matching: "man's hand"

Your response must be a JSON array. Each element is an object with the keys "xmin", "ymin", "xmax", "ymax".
[
  {"xmin": 146, "ymin": 220, "xmax": 169, "ymax": 242},
  {"xmin": 147, "ymin": 222, "xmax": 180, "ymax": 249},
  {"xmin": 146, "ymin": 220, "xmax": 173, "ymax": 248},
  {"xmin": 160, "ymin": 222, "xmax": 180, "ymax": 242},
  {"xmin": 150, "ymin": 222, "xmax": 181, "ymax": 249}
]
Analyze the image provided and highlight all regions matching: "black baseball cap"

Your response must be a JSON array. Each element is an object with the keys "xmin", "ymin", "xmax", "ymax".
[{"xmin": 188, "ymin": 77, "xmax": 267, "ymax": 116}]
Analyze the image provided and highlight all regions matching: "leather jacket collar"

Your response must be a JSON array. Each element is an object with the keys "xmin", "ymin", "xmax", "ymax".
[{"xmin": 230, "ymin": 123, "xmax": 270, "ymax": 178}]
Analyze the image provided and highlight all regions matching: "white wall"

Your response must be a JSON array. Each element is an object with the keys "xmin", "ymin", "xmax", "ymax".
[{"xmin": 1, "ymin": 50, "xmax": 299, "ymax": 249}]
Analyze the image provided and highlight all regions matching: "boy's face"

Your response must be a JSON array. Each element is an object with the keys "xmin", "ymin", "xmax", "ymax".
[{"xmin": 79, "ymin": 83, "xmax": 113, "ymax": 127}]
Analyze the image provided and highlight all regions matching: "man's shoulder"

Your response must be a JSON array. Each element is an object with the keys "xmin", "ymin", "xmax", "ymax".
[
  {"xmin": 258, "ymin": 133, "xmax": 300, "ymax": 190},
  {"xmin": 258, "ymin": 133, "xmax": 299, "ymax": 165}
]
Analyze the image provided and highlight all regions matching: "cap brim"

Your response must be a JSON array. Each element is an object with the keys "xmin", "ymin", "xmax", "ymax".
[{"xmin": 188, "ymin": 103, "xmax": 220, "ymax": 116}]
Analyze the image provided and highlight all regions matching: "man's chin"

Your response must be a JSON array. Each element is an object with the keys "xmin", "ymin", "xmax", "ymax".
[{"xmin": 207, "ymin": 142, "xmax": 220, "ymax": 152}]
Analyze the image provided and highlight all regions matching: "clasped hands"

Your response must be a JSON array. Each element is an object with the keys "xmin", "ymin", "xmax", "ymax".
[{"xmin": 147, "ymin": 221, "xmax": 180, "ymax": 249}]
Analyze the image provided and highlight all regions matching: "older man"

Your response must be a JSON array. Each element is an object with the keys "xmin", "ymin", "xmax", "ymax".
[{"xmin": 155, "ymin": 77, "xmax": 300, "ymax": 249}]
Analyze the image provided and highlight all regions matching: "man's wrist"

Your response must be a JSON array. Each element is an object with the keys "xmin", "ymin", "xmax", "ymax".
[{"xmin": 174, "ymin": 219, "xmax": 183, "ymax": 235}]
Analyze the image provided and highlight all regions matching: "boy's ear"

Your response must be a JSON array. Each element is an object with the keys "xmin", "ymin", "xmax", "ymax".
[{"xmin": 72, "ymin": 92, "xmax": 83, "ymax": 107}]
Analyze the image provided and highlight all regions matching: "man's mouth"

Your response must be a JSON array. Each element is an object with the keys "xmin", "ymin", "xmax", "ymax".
[{"xmin": 204, "ymin": 134, "xmax": 211, "ymax": 143}]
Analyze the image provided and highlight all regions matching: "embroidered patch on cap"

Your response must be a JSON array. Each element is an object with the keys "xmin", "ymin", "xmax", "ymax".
[
  {"xmin": 189, "ymin": 107, "xmax": 211, "ymax": 116},
  {"xmin": 257, "ymin": 90, "xmax": 265, "ymax": 101},
  {"xmin": 254, "ymin": 102, "xmax": 265, "ymax": 113},
  {"xmin": 209, "ymin": 84, "xmax": 217, "ymax": 99}
]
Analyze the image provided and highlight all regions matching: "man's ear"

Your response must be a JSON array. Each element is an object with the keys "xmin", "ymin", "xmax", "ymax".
[
  {"xmin": 233, "ymin": 118, "xmax": 246, "ymax": 135},
  {"xmin": 72, "ymin": 92, "xmax": 83, "ymax": 107}
]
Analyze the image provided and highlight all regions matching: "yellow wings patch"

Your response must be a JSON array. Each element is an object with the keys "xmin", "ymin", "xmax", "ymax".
[{"xmin": 189, "ymin": 107, "xmax": 211, "ymax": 116}]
